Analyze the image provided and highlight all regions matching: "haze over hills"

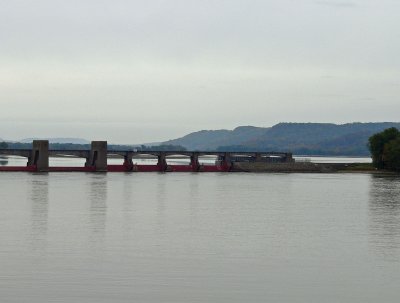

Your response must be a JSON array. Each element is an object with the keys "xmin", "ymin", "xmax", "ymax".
[
  {"xmin": 163, "ymin": 122, "xmax": 400, "ymax": 156},
  {"xmin": 19, "ymin": 138, "xmax": 91, "ymax": 144},
  {"xmin": 2, "ymin": 123, "xmax": 400, "ymax": 156}
]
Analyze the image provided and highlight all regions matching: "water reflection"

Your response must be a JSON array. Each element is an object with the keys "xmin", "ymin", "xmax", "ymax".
[
  {"xmin": 369, "ymin": 174, "xmax": 400, "ymax": 261},
  {"xmin": 188, "ymin": 174, "xmax": 199, "ymax": 219},
  {"xmin": 30, "ymin": 175, "xmax": 49, "ymax": 253},
  {"xmin": 122, "ymin": 175, "xmax": 135, "ymax": 238},
  {"xmin": 4, "ymin": 172, "xmax": 400, "ymax": 302},
  {"xmin": 88, "ymin": 174, "xmax": 107, "ymax": 245},
  {"xmin": 156, "ymin": 175, "xmax": 166, "ymax": 232}
]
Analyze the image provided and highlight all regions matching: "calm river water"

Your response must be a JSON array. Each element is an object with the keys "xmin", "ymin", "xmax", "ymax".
[{"xmin": 1, "ymin": 172, "xmax": 400, "ymax": 302}]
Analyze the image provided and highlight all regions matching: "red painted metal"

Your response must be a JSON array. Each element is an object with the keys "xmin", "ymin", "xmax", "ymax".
[
  {"xmin": 0, "ymin": 164, "xmax": 230, "ymax": 173},
  {"xmin": 0, "ymin": 165, "xmax": 37, "ymax": 172},
  {"xmin": 0, "ymin": 166, "xmax": 98, "ymax": 172},
  {"xmin": 168, "ymin": 165, "xmax": 194, "ymax": 172},
  {"xmin": 107, "ymin": 165, "xmax": 128, "ymax": 172},
  {"xmin": 137, "ymin": 165, "xmax": 163, "ymax": 172},
  {"xmin": 49, "ymin": 166, "xmax": 96, "ymax": 172}
]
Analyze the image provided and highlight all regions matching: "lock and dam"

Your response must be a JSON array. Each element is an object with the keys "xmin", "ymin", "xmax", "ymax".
[{"xmin": 0, "ymin": 140, "xmax": 296, "ymax": 172}]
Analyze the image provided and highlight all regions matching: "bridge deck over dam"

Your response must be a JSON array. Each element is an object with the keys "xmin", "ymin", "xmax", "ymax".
[{"xmin": 0, "ymin": 140, "xmax": 293, "ymax": 172}]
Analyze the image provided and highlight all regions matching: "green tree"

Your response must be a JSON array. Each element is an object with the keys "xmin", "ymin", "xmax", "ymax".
[
  {"xmin": 368, "ymin": 127, "xmax": 400, "ymax": 169},
  {"xmin": 0, "ymin": 141, "xmax": 8, "ymax": 149},
  {"xmin": 383, "ymin": 137, "xmax": 400, "ymax": 171}
]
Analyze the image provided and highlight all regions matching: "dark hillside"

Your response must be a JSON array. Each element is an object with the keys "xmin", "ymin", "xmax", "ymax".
[
  {"xmin": 164, "ymin": 122, "xmax": 400, "ymax": 155},
  {"xmin": 163, "ymin": 126, "xmax": 268, "ymax": 150}
]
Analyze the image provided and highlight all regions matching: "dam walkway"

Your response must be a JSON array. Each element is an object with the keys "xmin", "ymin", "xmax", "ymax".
[{"xmin": 0, "ymin": 140, "xmax": 293, "ymax": 172}]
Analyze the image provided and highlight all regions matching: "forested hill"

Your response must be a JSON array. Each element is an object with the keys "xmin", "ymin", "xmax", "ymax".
[
  {"xmin": 163, "ymin": 122, "xmax": 400, "ymax": 156},
  {"xmin": 162, "ymin": 126, "xmax": 269, "ymax": 151}
]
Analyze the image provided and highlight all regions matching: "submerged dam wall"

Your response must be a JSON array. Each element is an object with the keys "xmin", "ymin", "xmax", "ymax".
[{"xmin": 232, "ymin": 162, "xmax": 335, "ymax": 173}]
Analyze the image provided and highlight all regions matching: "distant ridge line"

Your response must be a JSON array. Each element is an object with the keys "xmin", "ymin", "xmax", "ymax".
[{"xmin": 162, "ymin": 122, "xmax": 400, "ymax": 156}]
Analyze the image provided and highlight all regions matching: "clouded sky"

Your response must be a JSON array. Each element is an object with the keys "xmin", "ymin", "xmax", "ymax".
[{"xmin": 1, "ymin": 0, "xmax": 399, "ymax": 143}]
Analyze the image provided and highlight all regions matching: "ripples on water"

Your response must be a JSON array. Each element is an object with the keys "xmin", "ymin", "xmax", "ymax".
[
  {"xmin": 369, "ymin": 176, "xmax": 400, "ymax": 261},
  {"xmin": 0, "ymin": 172, "xmax": 399, "ymax": 302}
]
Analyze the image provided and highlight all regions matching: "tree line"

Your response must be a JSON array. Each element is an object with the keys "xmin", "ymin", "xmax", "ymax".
[{"xmin": 369, "ymin": 127, "xmax": 400, "ymax": 171}]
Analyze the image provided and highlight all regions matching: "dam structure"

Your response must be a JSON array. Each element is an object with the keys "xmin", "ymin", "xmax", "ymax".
[{"xmin": 0, "ymin": 140, "xmax": 294, "ymax": 172}]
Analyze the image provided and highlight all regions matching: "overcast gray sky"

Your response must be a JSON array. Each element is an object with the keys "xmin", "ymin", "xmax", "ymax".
[{"xmin": 1, "ymin": 0, "xmax": 399, "ymax": 143}]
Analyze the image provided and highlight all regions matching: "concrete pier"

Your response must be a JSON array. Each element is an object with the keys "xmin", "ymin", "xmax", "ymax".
[
  {"xmin": 123, "ymin": 151, "xmax": 134, "ymax": 171},
  {"xmin": 222, "ymin": 152, "xmax": 232, "ymax": 170},
  {"xmin": 86, "ymin": 141, "xmax": 107, "ymax": 171},
  {"xmin": 190, "ymin": 153, "xmax": 200, "ymax": 171},
  {"xmin": 285, "ymin": 153, "xmax": 294, "ymax": 162},
  {"xmin": 157, "ymin": 152, "xmax": 168, "ymax": 171},
  {"xmin": 28, "ymin": 140, "xmax": 49, "ymax": 172}
]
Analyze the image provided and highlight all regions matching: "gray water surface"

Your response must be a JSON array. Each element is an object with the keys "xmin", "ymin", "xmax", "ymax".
[{"xmin": 1, "ymin": 172, "xmax": 399, "ymax": 302}]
